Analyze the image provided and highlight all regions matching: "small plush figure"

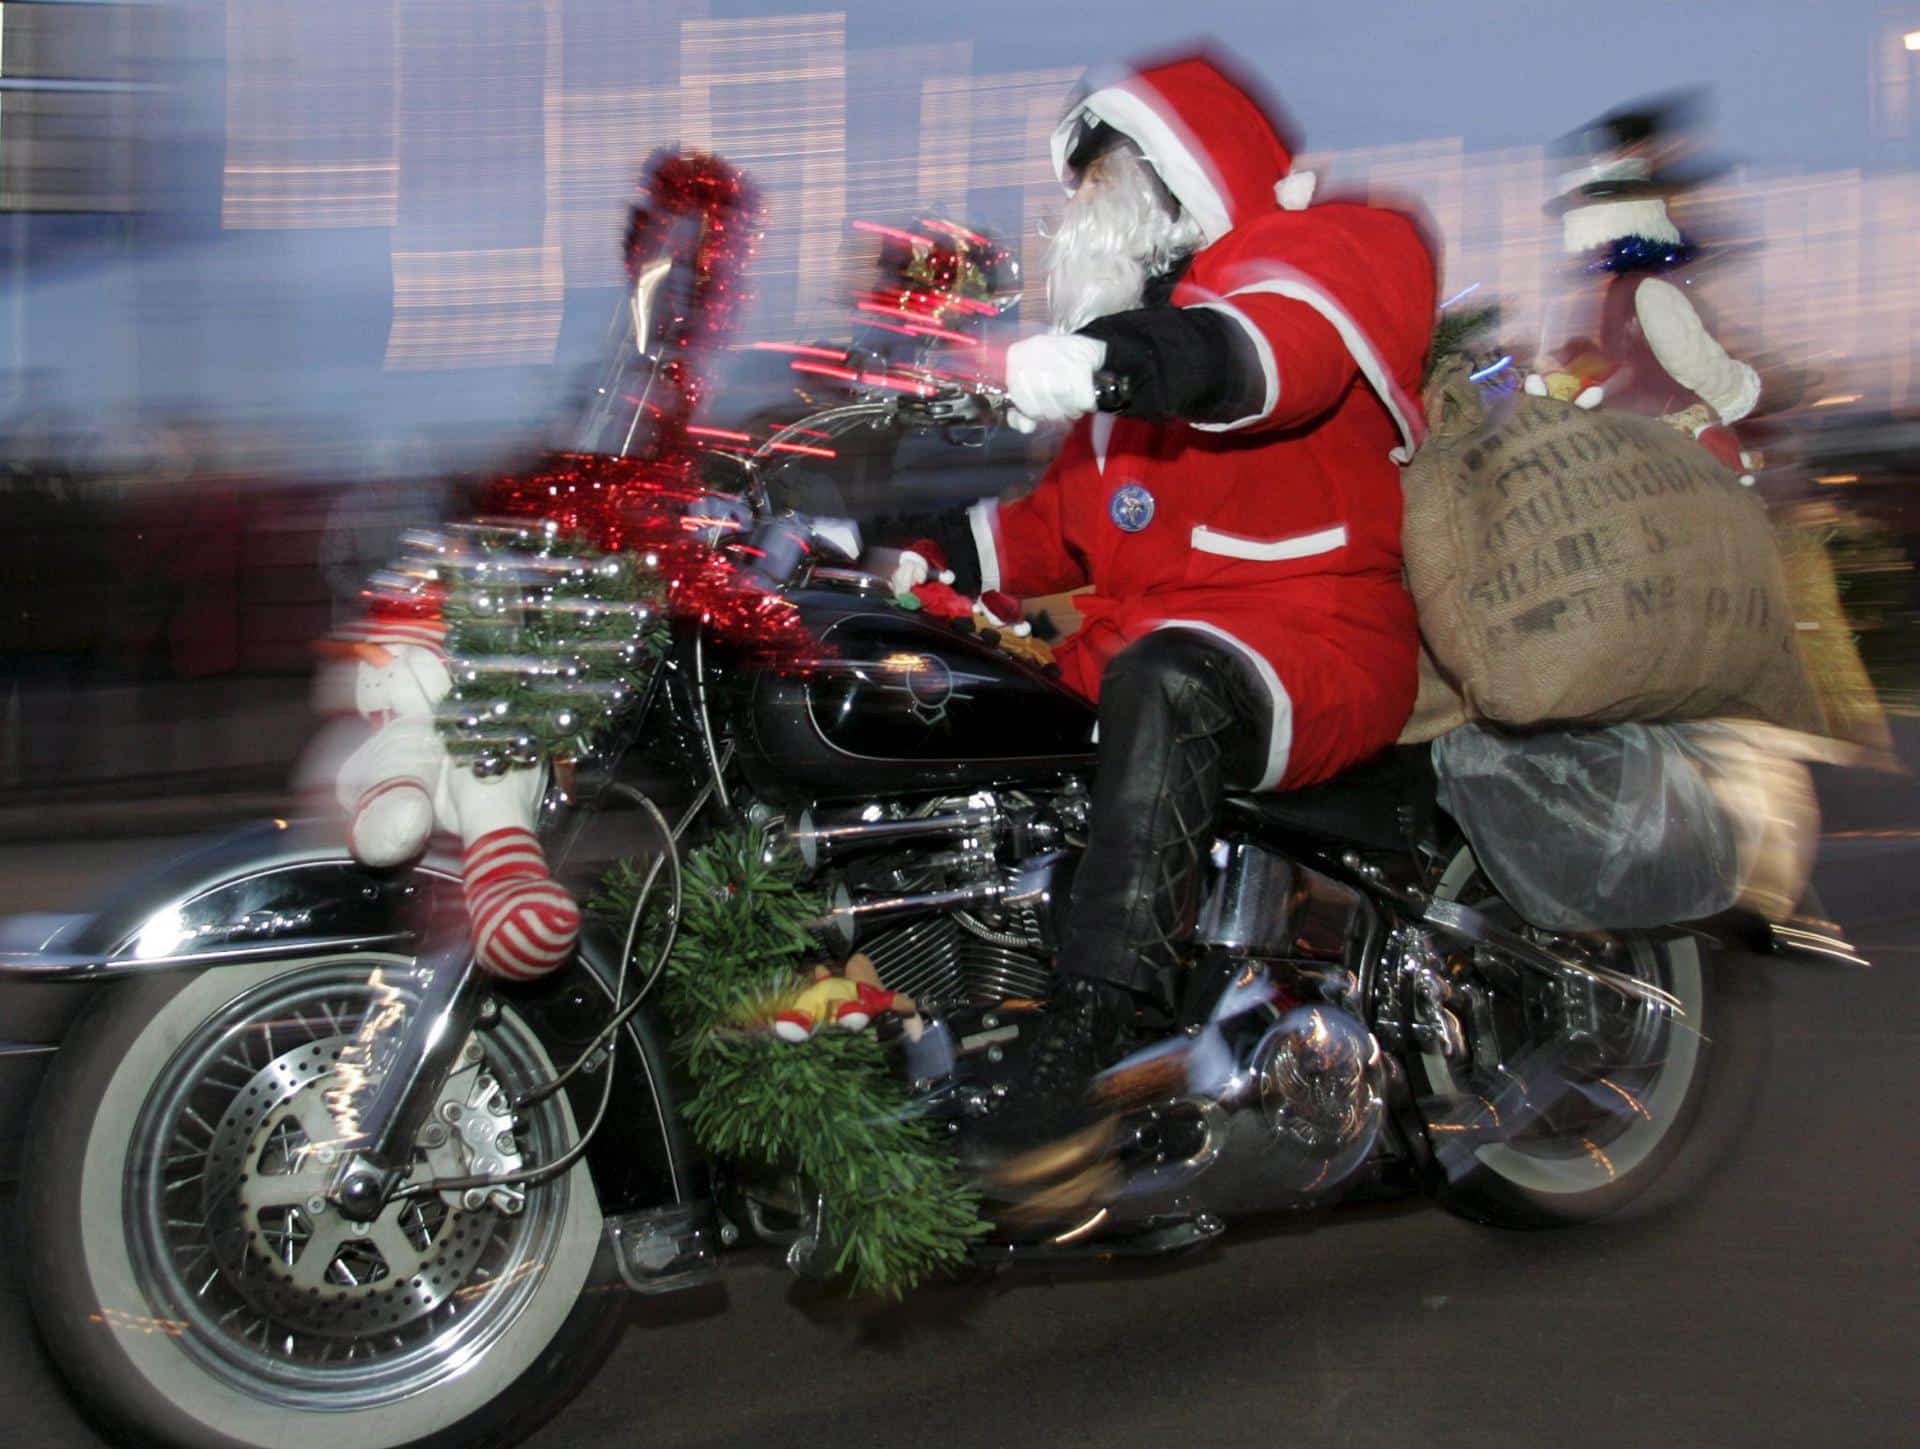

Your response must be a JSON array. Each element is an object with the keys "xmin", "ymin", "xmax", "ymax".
[
  {"xmin": 1524, "ymin": 337, "xmax": 1614, "ymax": 409},
  {"xmin": 972, "ymin": 590, "xmax": 1055, "ymax": 669},
  {"xmin": 768, "ymin": 954, "xmax": 918, "ymax": 1042},
  {"xmin": 908, "ymin": 577, "xmax": 976, "ymax": 622},
  {"xmin": 327, "ymin": 616, "xmax": 581, "ymax": 982}
]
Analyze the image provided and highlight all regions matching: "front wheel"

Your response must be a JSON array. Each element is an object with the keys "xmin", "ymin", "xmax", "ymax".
[
  {"xmin": 1411, "ymin": 848, "xmax": 1769, "ymax": 1228},
  {"xmin": 24, "ymin": 953, "xmax": 621, "ymax": 1449}
]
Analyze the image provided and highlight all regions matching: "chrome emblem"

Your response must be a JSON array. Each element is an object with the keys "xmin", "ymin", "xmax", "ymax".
[{"xmin": 1109, "ymin": 482, "xmax": 1155, "ymax": 533}]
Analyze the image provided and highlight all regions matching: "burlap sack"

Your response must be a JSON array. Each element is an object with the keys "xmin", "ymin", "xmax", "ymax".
[
  {"xmin": 1398, "ymin": 643, "xmax": 1468, "ymax": 745},
  {"xmin": 1400, "ymin": 361, "xmax": 1825, "ymax": 736}
]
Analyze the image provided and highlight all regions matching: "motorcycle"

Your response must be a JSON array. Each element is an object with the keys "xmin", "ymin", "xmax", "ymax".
[{"xmin": 0, "ymin": 168, "xmax": 1855, "ymax": 1449}]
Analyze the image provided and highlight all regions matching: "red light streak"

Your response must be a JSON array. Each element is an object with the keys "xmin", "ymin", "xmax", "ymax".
[
  {"xmin": 857, "ymin": 289, "xmax": 946, "ymax": 315},
  {"xmin": 686, "ymin": 425, "xmax": 752, "ymax": 444},
  {"xmin": 854, "ymin": 310, "xmax": 981, "ymax": 348},
  {"xmin": 789, "ymin": 360, "xmax": 859, "ymax": 385},
  {"xmin": 930, "ymin": 217, "xmax": 990, "ymax": 247},
  {"xmin": 788, "ymin": 360, "xmax": 937, "ymax": 398},
  {"xmin": 853, "ymin": 219, "xmax": 936, "ymax": 249},
  {"xmin": 767, "ymin": 441, "xmax": 838, "ymax": 459},
  {"xmin": 749, "ymin": 341, "xmax": 848, "ymax": 361}
]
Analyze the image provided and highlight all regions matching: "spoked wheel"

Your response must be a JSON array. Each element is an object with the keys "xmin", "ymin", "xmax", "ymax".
[
  {"xmin": 1412, "ymin": 847, "xmax": 1764, "ymax": 1227},
  {"xmin": 25, "ymin": 954, "xmax": 621, "ymax": 1449}
]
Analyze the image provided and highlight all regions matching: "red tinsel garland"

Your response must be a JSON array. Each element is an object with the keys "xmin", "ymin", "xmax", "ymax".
[{"xmin": 482, "ymin": 152, "xmax": 818, "ymax": 667}]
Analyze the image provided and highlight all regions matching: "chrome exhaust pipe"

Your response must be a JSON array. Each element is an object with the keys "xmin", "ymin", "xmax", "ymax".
[
  {"xmin": 815, "ymin": 879, "xmax": 1004, "ymax": 950},
  {"xmin": 811, "ymin": 853, "xmax": 1062, "ymax": 952},
  {"xmin": 790, "ymin": 806, "xmax": 998, "ymax": 870}
]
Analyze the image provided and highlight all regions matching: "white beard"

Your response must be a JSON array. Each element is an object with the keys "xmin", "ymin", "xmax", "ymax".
[{"xmin": 1045, "ymin": 145, "xmax": 1204, "ymax": 333}]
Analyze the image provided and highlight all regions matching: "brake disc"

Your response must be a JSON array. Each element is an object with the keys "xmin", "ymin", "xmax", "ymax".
[{"xmin": 204, "ymin": 1034, "xmax": 521, "ymax": 1338}]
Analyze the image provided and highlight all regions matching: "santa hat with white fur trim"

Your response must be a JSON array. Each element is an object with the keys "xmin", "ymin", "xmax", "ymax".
[{"xmin": 1051, "ymin": 51, "xmax": 1317, "ymax": 245}]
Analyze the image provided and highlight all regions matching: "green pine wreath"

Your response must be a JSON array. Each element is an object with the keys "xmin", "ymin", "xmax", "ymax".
[
  {"xmin": 593, "ymin": 825, "xmax": 985, "ymax": 1296},
  {"xmin": 431, "ymin": 522, "xmax": 666, "ymax": 772}
]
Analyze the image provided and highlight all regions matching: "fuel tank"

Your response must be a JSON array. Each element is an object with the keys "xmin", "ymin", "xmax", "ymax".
[{"xmin": 738, "ymin": 577, "xmax": 1096, "ymax": 804}]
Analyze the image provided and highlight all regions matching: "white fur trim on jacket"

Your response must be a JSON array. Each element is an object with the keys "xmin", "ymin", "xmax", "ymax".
[
  {"xmin": 966, "ymin": 499, "xmax": 1003, "ymax": 594},
  {"xmin": 1150, "ymin": 619, "xmax": 1294, "ymax": 791},
  {"xmin": 1189, "ymin": 522, "xmax": 1348, "ymax": 563},
  {"xmin": 1275, "ymin": 170, "xmax": 1317, "ymax": 210},
  {"xmin": 1634, "ymin": 278, "xmax": 1762, "ymax": 422},
  {"xmin": 1091, "ymin": 412, "xmax": 1117, "ymax": 475},
  {"xmin": 1052, "ymin": 87, "xmax": 1234, "ymax": 245},
  {"xmin": 1189, "ymin": 273, "xmax": 1423, "ymax": 460}
]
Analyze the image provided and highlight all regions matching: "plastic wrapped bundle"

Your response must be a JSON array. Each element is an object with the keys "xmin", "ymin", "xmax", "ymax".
[{"xmin": 1433, "ymin": 720, "xmax": 1827, "ymax": 932}]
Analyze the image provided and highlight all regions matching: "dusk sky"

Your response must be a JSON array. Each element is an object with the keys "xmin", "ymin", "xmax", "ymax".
[{"xmin": 724, "ymin": 0, "xmax": 1910, "ymax": 174}]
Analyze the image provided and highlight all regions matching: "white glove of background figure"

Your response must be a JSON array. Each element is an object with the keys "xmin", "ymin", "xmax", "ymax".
[{"xmin": 1005, "ymin": 333, "xmax": 1108, "ymax": 432}]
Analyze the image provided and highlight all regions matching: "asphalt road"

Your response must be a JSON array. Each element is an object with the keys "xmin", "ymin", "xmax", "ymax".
[{"xmin": 0, "ymin": 822, "xmax": 1913, "ymax": 1449}]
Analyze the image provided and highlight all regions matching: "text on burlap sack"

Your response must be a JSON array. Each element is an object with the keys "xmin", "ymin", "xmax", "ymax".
[{"xmin": 1455, "ymin": 411, "xmax": 1785, "ymax": 648}]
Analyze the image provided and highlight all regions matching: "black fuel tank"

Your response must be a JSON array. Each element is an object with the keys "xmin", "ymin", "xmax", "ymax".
[{"xmin": 738, "ymin": 581, "xmax": 1096, "ymax": 804}]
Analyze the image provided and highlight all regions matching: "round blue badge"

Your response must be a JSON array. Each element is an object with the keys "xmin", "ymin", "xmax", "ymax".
[{"xmin": 1109, "ymin": 482, "xmax": 1155, "ymax": 533}]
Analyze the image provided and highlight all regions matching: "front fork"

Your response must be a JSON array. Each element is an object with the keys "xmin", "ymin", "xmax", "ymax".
[{"xmin": 325, "ymin": 933, "xmax": 486, "ymax": 1220}]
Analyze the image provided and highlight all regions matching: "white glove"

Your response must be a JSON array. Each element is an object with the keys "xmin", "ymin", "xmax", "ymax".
[{"xmin": 1006, "ymin": 333, "xmax": 1107, "ymax": 427}]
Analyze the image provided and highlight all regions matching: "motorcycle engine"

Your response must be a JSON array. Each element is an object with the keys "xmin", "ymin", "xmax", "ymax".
[
  {"xmin": 856, "ymin": 909, "xmax": 1054, "ymax": 1010},
  {"xmin": 791, "ymin": 789, "xmax": 1077, "ymax": 1011}
]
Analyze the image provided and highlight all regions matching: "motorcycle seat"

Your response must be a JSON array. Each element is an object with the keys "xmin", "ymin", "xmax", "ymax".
[{"xmin": 1225, "ymin": 743, "xmax": 1441, "ymax": 853}]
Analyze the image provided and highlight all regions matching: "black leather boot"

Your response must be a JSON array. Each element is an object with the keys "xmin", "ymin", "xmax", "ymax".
[{"xmin": 962, "ymin": 630, "xmax": 1272, "ymax": 1183}]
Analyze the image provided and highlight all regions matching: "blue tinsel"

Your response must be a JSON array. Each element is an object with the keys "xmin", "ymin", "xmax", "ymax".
[{"xmin": 1584, "ymin": 234, "xmax": 1698, "ymax": 275}]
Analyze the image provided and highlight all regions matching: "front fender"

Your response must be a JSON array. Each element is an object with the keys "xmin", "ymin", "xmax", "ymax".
[{"xmin": 0, "ymin": 817, "xmax": 694, "ymax": 1214}]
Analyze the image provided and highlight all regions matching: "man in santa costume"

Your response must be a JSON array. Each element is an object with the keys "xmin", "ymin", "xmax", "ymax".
[{"xmin": 889, "ymin": 51, "xmax": 1437, "ymax": 1169}]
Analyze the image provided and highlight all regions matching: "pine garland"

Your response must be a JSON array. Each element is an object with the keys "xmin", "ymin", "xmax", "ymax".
[
  {"xmin": 428, "ymin": 521, "xmax": 667, "ymax": 773},
  {"xmin": 593, "ymin": 826, "xmax": 986, "ymax": 1296},
  {"xmin": 1424, "ymin": 302, "xmax": 1502, "ymax": 385}
]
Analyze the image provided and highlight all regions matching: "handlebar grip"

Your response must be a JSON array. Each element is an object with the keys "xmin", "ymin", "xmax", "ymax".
[{"xmin": 1093, "ymin": 369, "xmax": 1133, "ymax": 413}]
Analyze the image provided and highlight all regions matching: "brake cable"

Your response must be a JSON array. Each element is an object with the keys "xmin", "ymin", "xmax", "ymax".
[{"xmin": 391, "ymin": 791, "xmax": 683, "ymax": 1201}]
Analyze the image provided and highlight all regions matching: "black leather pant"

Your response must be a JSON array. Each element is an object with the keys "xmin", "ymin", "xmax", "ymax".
[{"xmin": 1056, "ymin": 629, "xmax": 1274, "ymax": 1012}]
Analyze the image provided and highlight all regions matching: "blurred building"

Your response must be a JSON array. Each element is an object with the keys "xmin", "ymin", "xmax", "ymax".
[
  {"xmin": 5, "ymin": 2, "xmax": 1920, "ymax": 442},
  {"xmin": 0, "ymin": 0, "xmax": 152, "ymax": 214},
  {"xmin": 1305, "ymin": 134, "xmax": 1920, "ymax": 413}
]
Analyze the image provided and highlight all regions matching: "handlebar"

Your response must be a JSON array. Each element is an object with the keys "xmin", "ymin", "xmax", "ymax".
[{"xmin": 896, "ymin": 364, "xmax": 1133, "ymax": 425}]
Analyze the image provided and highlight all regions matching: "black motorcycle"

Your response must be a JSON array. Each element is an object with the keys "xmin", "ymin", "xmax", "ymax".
[{"xmin": 0, "ymin": 194, "xmax": 1846, "ymax": 1449}]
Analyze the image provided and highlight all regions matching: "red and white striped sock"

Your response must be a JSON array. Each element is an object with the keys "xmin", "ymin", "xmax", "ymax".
[{"xmin": 463, "ymin": 827, "xmax": 581, "ymax": 981}]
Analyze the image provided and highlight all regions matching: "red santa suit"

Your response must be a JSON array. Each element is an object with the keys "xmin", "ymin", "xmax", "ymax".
[{"xmin": 973, "ymin": 57, "xmax": 1436, "ymax": 790}]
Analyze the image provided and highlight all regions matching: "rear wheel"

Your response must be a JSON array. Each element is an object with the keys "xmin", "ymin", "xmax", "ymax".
[
  {"xmin": 1412, "ymin": 847, "xmax": 1767, "ymax": 1227},
  {"xmin": 25, "ymin": 953, "xmax": 622, "ymax": 1449}
]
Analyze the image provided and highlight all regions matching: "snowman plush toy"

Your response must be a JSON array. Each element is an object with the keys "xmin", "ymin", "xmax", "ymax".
[{"xmin": 327, "ymin": 603, "xmax": 581, "ymax": 982}]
